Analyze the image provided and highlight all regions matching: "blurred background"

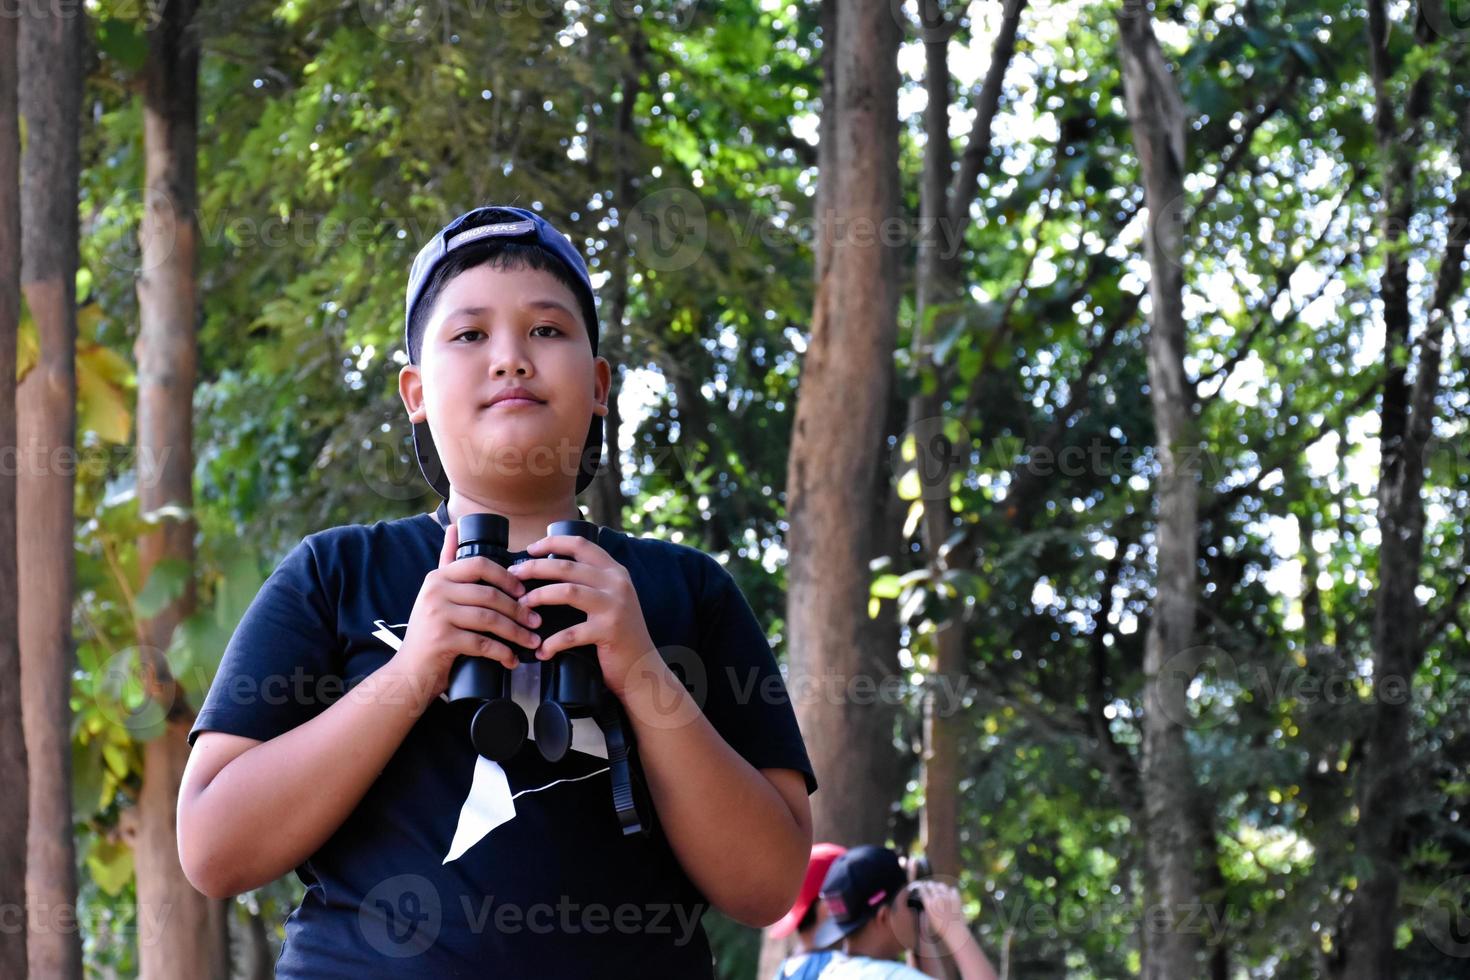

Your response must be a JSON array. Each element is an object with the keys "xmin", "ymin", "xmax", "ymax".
[{"xmin": 2, "ymin": 0, "xmax": 1469, "ymax": 976}]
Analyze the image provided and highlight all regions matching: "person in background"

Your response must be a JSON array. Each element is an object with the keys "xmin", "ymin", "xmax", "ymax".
[
  {"xmin": 810, "ymin": 845, "xmax": 999, "ymax": 980},
  {"xmin": 771, "ymin": 842, "xmax": 849, "ymax": 978}
]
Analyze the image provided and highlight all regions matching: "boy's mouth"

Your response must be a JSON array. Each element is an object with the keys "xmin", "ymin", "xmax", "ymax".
[{"xmin": 484, "ymin": 385, "xmax": 547, "ymax": 409}]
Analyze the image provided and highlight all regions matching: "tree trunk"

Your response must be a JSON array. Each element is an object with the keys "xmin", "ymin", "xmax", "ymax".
[
  {"xmin": 0, "ymin": 9, "xmax": 30, "ymax": 978},
  {"xmin": 239, "ymin": 908, "xmax": 276, "ymax": 980},
  {"xmin": 1115, "ymin": 7, "xmax": 1205, "ymax": 978},
  {"xmin": 908, "ymin": 0, "xmax": 1026, "ymax": 889},
  {"xmin": 17, "ymin": 4, "xmax": 85, "ymax": 976},
  {"xmin": 587, "ymin": 371, "xmax": 624, "ymax": 530},
  {"xmin": 759, "ymin": 4, "xmax": 856, "ymax": 972},
  {"xmin": 586, "ymin": 31, "xmax": 643, "ymax": 533},
  {"xmin": 1336, "ymin": 7, "xmax": 1470, "ymax": 970},
  {"xmin": 131, "ymin": 1, "xmax": 230, "ymax": 977},
  {"xmin": 913, "ymin": 2, "xmax": 963, "ymax": 890},
  {"xmin": 784, "ymin": 0, "xmax": 901, "ymax": 848}
]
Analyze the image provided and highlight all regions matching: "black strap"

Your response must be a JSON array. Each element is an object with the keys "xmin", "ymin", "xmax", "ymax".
[{"xmin": 594, "ymin": 697, "xmax": 652, "ymax": 837}]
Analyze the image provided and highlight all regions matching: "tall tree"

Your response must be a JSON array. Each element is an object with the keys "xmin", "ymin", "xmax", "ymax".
[
  {"xmin": 1335, "ymin": 3, "xmax": 1470, "ymax": 974},
  {"xmin": 908, "ymin": 0, "xmax": 1028, "ymax": 884},
  {"xmin": 17, "ymin": 3, "xmax": 85, "ymax": 976},
  {"xmin": 0, "ymin": 7, "xmax": 29, "ymax": 977},
  {"xmin": 585, "ymin": 29, "xmax": 645, "ymax": 532},
  {"xmin": 1116, "ymin": 4, "xmax": 1206, "ymax": 977},
  {"xmin": 131, "ymin": 0, "xmax": 229, "ymax": 976},
  {"xmin": 785, "ymin": 0, "xmax": 902, "ymax": 848}
]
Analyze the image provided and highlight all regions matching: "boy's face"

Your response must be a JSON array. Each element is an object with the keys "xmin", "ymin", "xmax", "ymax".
[
  {"xmin": 398, "ymin": 263, "xmax": 610, "ymax": 496},
  {"xmin": 846, "ymin": 899, "xmax": 910, "ymax": 961}
]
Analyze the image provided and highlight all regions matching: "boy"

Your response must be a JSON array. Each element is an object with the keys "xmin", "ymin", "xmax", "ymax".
[
  {"xmin": 177, "ymin": 206, "xmax": 816, "ymax": 977},
  {"xmin": 770, "ymin": 842, "xmax": 848, "ymax": 978},
  {"xmin": 811, "ymin": 846, "xmax": 998, "ymax": 980}
]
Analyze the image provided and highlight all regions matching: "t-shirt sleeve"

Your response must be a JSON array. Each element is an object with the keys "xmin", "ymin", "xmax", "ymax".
[
  {"xmin": 688, "ymin": 558, "xmax": 817, "ymax": 794},
  {"xmin": 188, "ymin": 534, "xmax": 340, "ymax": 747}
]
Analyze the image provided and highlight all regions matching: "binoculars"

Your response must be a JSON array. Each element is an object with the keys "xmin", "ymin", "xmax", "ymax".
[{"xmin": 445, "ymin": 513, "xmax": 650, "ymax": 836}]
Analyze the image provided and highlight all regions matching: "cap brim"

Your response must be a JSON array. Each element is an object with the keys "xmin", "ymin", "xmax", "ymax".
[{"xmin": 809, "ymin": 911, "xmax": 869, "ymax": 951}]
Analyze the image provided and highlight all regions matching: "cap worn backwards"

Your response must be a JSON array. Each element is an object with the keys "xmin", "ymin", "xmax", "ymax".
[
  {"xmin": 403, "ymin": 205, "xmax": 603, "ymax": 500},
  {"xmin": 809, "ymin": 845, "xmax": 909, "ymax": 951}
]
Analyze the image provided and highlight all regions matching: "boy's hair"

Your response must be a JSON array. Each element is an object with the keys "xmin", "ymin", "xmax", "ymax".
[
  {"xmin": 406, "ymin": 239, "xmax": 599, "ymax": 365},
  {"xmin": 796, "ymin": 897, "xmax": 821, "ymax": 934}
]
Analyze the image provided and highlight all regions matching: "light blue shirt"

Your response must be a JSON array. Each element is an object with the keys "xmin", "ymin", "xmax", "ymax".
[
  {"xmin": 775, "ymin": 949, "xmax": 838, "ymax": 979},
  {"xmin": 814, "ymin": 951, "xmax": 931, "ymax": 979}
]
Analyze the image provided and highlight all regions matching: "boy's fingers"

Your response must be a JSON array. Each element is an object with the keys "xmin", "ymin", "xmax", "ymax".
[
  {"xmin": 440, "ymin": 523, "xmax": 459, "ymax": 569},
  {"xmin": 442, "ymin": 581, "xmax": 541, "ymax": 629},
  {"xmin": 441, "ymin": 555, "xmax": 527, "ymax": 597},
  {"xmin": 448, "ymin": 606, "xmax": 541, "ymax": 652},
  {"xmin": 450, "ymin": 627, "xmax": 518, "ymax": 670},
  {"xmin": 525, "ymin": 534, "xmax": 610, "ymax": 566},
  {"xmin": 508, "ymin": 557, "xmax": 599, "ymax": 586}
]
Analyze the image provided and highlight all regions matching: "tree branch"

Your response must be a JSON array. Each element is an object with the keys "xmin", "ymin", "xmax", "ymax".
[
  {"xmin": 1196, "ymin": 168, "xmax": 1364, "ymax": 394},
  {"xmin": 945, "ymin": 0, "xmax": 1029, "ymax": 237}
]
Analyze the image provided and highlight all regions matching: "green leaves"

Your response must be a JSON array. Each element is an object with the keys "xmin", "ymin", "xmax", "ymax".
[
  {"xmin": 94, "ymin": 17, "xmax": 148, "ymax": 73},
  {"xmin": 86, "ymin": 838, "xmax": 135, "ymax": 898},
  {"xmin": 134, "ymin": 558, "xmax": 190, "ymax": 619}
]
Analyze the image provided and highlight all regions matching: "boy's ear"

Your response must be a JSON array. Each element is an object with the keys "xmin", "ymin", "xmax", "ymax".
[
  {"xmin": 399, "ymin": 363, "xmax": 427, "ymax": 423},
  {"xmin": 592, "ymin": 355, "xmax": 612, "ymax": 417}
]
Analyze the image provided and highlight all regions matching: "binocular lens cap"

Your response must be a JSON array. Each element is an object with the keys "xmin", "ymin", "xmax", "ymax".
[
  {"xmin": 470, "ymin": 699, "xmax": 527, "ymax": 761},
  {"xmin": 534, "ymin": 702, "xmax": 573, "ymax": 763}
]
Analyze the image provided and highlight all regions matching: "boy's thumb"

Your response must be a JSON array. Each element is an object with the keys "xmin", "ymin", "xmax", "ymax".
[{"xmin": 440, "ymin": 522, "xmax": 458, "ymax": 569}]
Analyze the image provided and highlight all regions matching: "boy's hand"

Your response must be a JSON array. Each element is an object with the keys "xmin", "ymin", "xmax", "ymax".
[
  {"xmin": 909, "ymin": 879, "xmax": 974, "ymax": 958},
  {"xmin": 392, "ymin": 523, "xmax": 544, "ymax": 700},
  {"xmin": 509, "ymin": 534, "xmax": 656, "ymax": 700}
]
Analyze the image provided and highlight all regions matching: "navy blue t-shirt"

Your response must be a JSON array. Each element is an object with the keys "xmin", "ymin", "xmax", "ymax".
[{"xmin": 188, "ymin": 503, "xmax": 816, "ymax": 978}]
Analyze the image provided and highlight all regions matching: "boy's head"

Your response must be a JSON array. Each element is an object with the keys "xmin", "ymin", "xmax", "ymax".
[
  {"xmin": 398, "ymin": 206, "xmax": 610, "ymax": 501},
  {"xmin": 770, "ymin": 842, "xmax": 848, "ymax": 949},
  {"xmin": 811, "ymin": 845, "xmax": 917, "ymax": 959}
]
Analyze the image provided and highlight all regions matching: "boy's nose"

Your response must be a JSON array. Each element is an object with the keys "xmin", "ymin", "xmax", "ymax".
[{"xmin": 487, "ymin": 342, "xmax": 533, "ymax": 377}]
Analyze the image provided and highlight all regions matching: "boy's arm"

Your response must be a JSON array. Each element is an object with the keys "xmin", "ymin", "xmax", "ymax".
[
  {"xmin": 511, "ymin": 536, "xmax": 814, "ymax": 926},
  {"xmin": 950, "ymin": 938, "xmax": 1000, "ymax": 980},
  {"xmin": 180, "ymin": 522, "xmax": 538, "ymax": 898},
  {"xmin": 617, "ymin": 655, "xmax": 813, "ymax": 927},
  {"xmin": 908, "ymin": 881, "xmax": 1000, "ymax": 980},
  {"xmin": 178, "ymin": 663, "xmax": 438, "ymax": 898}
]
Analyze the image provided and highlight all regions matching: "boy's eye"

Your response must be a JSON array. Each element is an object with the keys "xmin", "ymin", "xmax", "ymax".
[{"xmin": 450, "ymin": 325, "xmax": 561, "ymax": 343}]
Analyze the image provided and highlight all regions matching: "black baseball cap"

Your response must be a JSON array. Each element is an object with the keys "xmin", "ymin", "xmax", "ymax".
[
  {"xmin": 810, "ymin": 845, "xmax": 908, "ymax": 950},
  {"xmin": 402, "ymin": 205, "xmax": 603, "ymax": 499}
]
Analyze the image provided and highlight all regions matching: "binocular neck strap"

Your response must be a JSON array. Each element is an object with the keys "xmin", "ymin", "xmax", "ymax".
[{"xmin": 595, "ymin": 699, "xmax": 650, "ymax": 838}]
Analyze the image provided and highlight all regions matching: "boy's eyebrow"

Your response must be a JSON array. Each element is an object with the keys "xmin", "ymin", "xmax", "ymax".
[{"xmin": 441, "ymin": 299, "xmax": 582, "ymax": 322}]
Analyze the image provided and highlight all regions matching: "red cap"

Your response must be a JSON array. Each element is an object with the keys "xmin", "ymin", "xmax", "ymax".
[{"xmin": 768, "ymin": 843, "xmax": 848, "ymax": 939}]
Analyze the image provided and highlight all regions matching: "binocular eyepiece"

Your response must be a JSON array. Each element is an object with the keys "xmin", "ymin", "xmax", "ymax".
[{"xmin": 445, "ymin": 514, "xmax": 649, "ymax": 836}]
